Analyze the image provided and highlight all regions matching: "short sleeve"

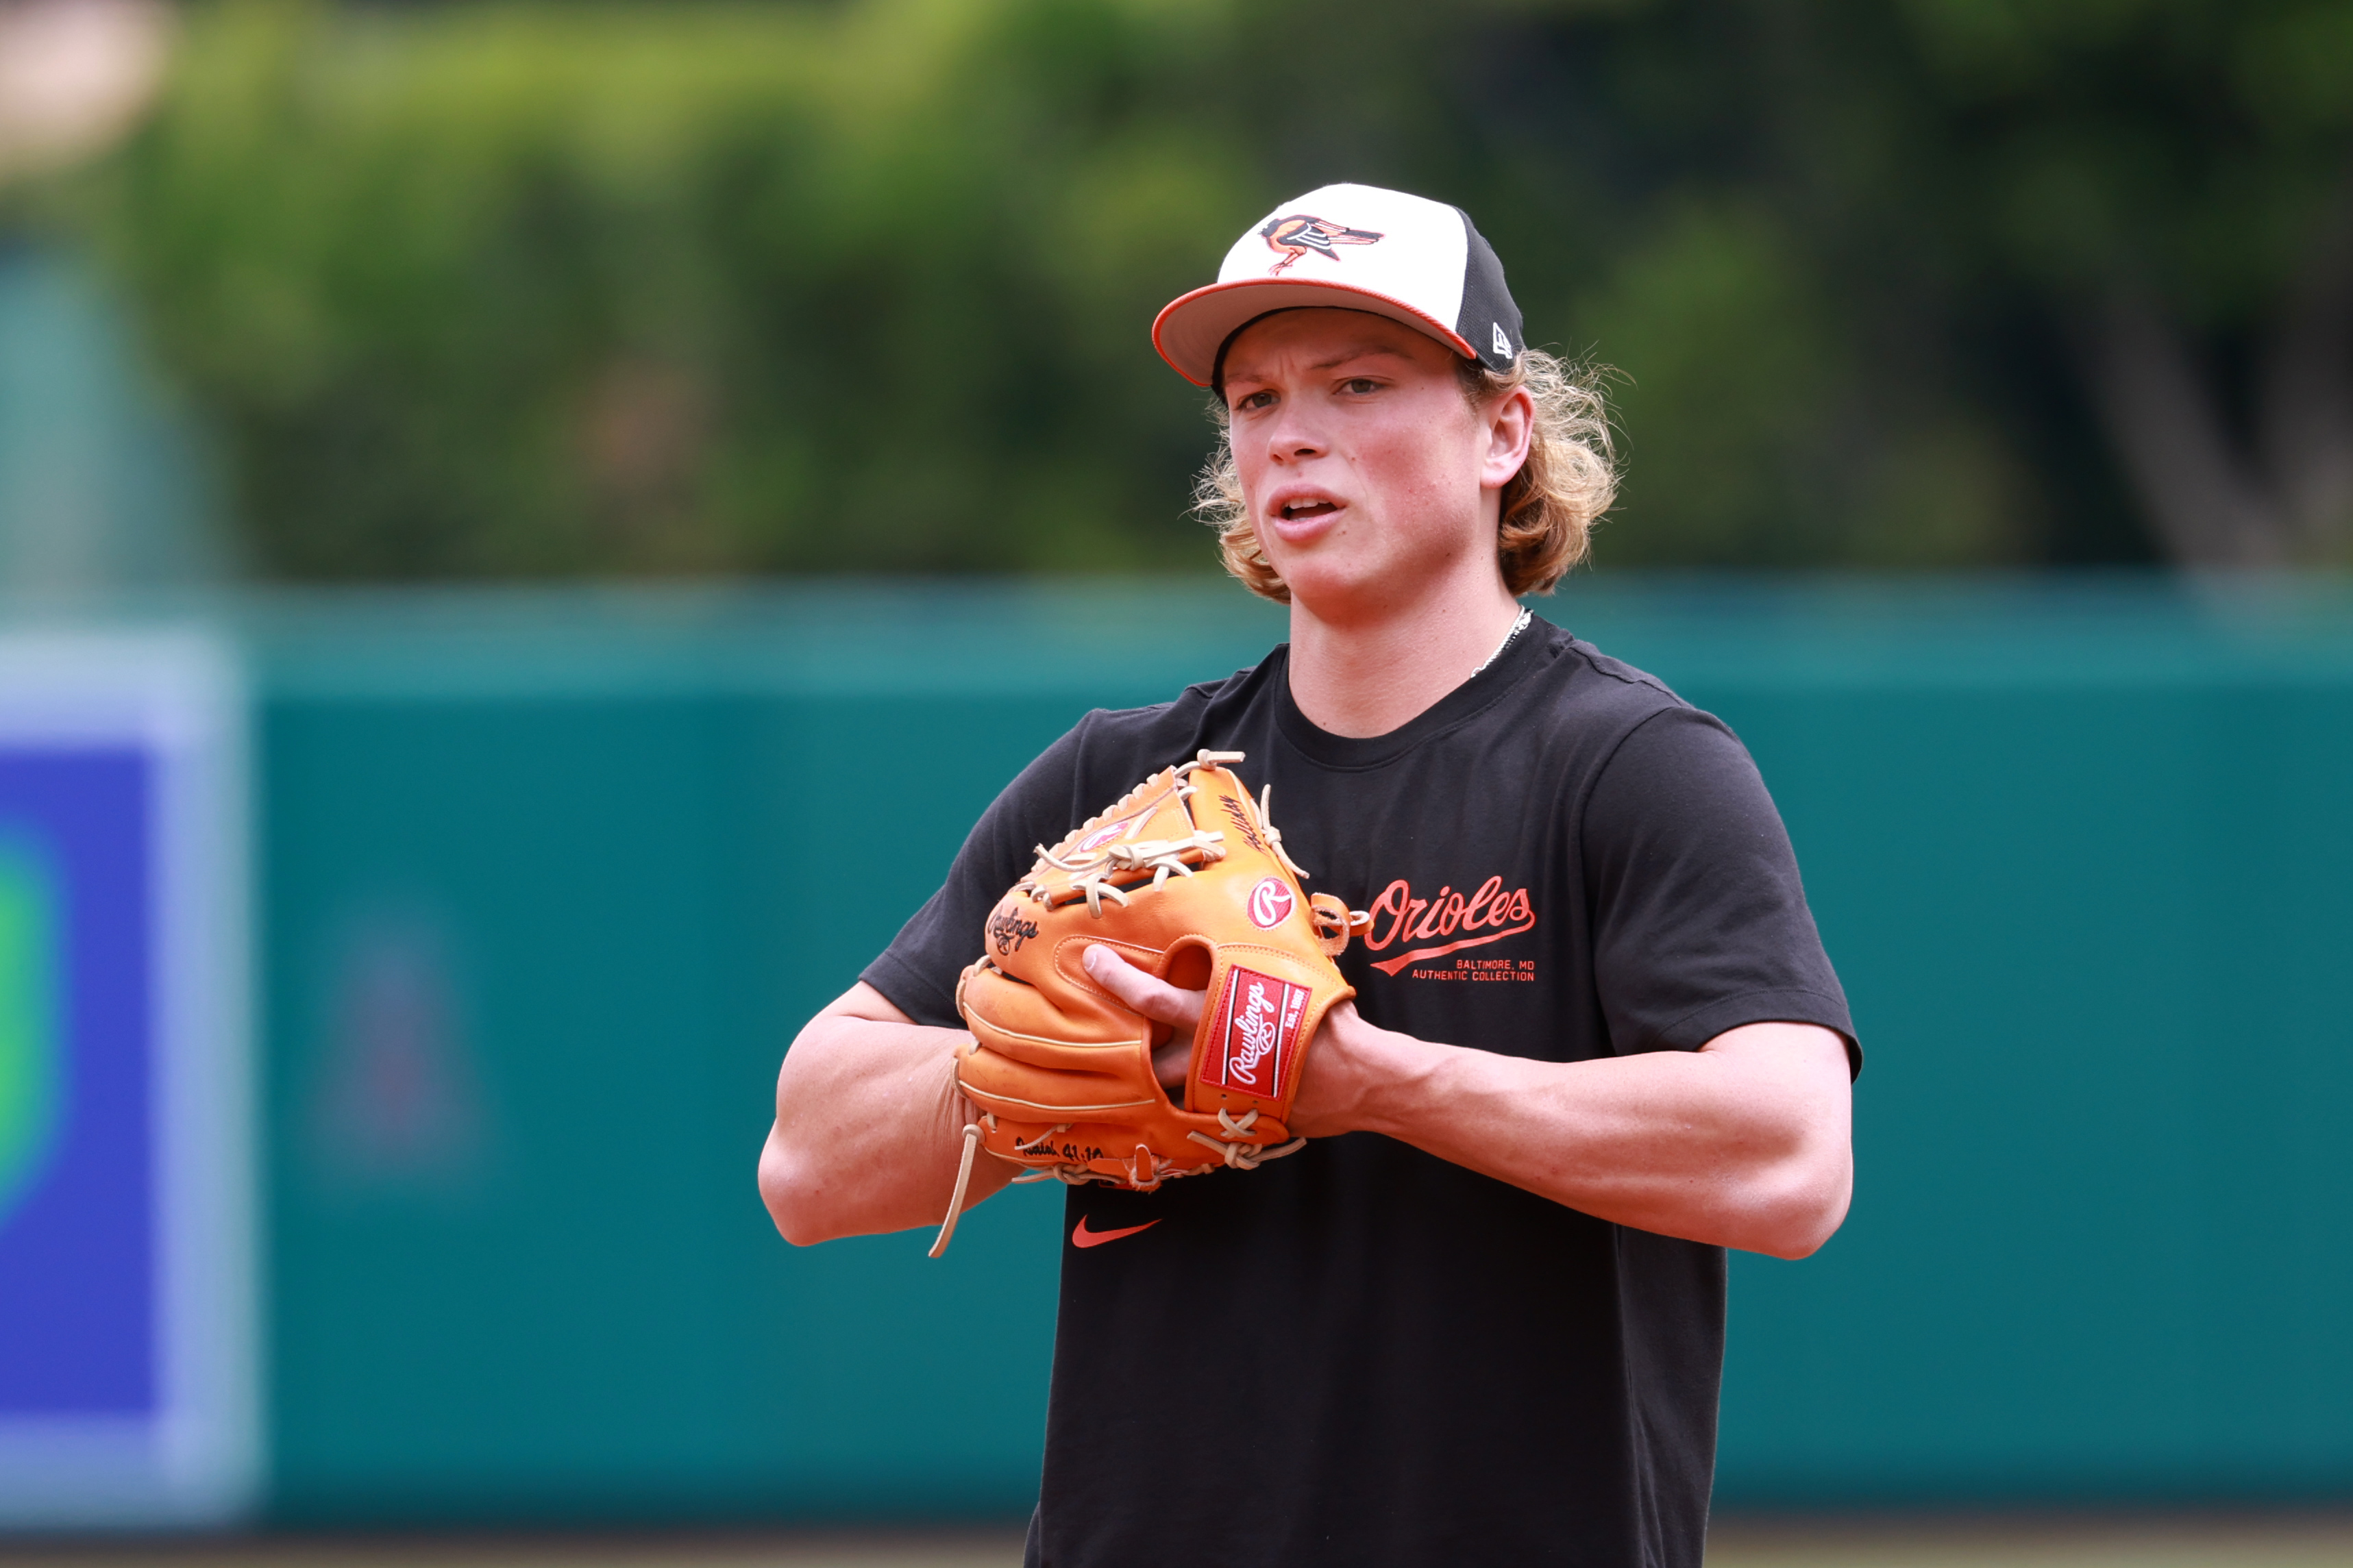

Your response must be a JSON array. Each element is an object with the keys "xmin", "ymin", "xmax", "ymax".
[
  {"xmin": 861, "ymin": 725, "xmax": 1090, "ymax": 1028},
  {"xmin": 1582, "ymin": 705, "xmax": 1858, "ymax": 1073}
]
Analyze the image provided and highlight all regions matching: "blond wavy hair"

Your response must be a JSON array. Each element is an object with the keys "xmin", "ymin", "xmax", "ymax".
[{"xmin": 1192, "ymin": 347, "xmax": 1616, "ymax": 602}]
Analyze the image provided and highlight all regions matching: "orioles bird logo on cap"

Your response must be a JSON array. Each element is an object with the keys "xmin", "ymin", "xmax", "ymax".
[{"xmin": 1259, "ymin": 213, "xmax": 1385, "ymax": 274}]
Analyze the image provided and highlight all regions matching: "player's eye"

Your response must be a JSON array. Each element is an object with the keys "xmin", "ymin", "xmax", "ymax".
[
  {"xmin": 1233, "ymin": 389, "xmax": 1275, "ymax": 413},
  {"xmin": 1341, "ymin": 377, "xmax": 1383, "ymax": 395}
]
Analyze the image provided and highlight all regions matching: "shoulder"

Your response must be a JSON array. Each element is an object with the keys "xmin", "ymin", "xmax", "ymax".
[
  {"xmin": 1055, "ymin": 651, "xmax": 1285, "ymax": 794},
  {"xmin": 1068, "ymin": 654, "xmax": 1289, "ymax": 771},
  {"xmin": 1515, "ymin": 619, "xmax": 1708, "ymax": 755},
  {"xmin": 1543, "ymin": 624, "xmax": 1684, "ymax": 712},
  {"xmin": 1501, "ymin": 621, "xmax": 1768, "ymax": 821}
]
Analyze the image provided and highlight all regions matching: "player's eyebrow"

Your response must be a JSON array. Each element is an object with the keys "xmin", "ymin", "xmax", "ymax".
[
  {"xmin": 1224, "ymin": 340, "xmax": 1418, "ymax": 389},
  {"xmin": 1306, "ymin": 344, "xmax": 1416, "ymax": 372}
]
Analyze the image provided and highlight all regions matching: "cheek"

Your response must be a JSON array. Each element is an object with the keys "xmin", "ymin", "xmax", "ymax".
[
  {"xmin": 1364, "ymin": 421, "xmax": 1481, "ymax": 514},
  {"xmin": 1231, "ymin": 443, "xmax": 1276, "ymax": 516},
  {"xmin": 1234, "ymin": 454, "xmax": 1267, "ymax": 507}
]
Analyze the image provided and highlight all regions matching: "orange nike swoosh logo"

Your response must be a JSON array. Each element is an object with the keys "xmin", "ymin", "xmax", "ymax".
[
  {"xmin": 1071, "ymin": 1217, "xmax": 1160, "ymax": 1249},
  {"xmin": 1368, "ymin": 918, "xmax": 1537, "ymax": 976}
]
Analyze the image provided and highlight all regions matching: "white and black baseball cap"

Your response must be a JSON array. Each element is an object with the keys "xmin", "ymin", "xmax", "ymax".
[{"xmin": 1152, "ymin": 182, "xmax": 1525, "ymax": 388}]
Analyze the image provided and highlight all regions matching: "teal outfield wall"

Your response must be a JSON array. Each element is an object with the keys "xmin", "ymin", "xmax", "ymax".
[{"xmin": 241, "ymin": 576, "xmax": 2353, "ymax": 1523}]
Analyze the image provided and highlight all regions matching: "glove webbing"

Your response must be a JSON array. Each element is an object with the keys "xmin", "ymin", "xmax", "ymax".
[{"xmin": 1025, "ymin": 752, "xmax": 1292, "ymax": 917}]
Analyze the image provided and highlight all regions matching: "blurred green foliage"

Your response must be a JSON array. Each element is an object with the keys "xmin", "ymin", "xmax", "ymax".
[
  {"xmin": 34, "ymin": 0, "xmax": 2353, "ymax": 576},
  {"xmin": 54, "ymin": 0, "xmax": 1262, "ymax": 576}
]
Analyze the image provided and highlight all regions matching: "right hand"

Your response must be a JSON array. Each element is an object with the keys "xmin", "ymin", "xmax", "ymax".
[{"xmin": 1082, "ymin": 943, "xmax": 1203, "ymax": 1091}]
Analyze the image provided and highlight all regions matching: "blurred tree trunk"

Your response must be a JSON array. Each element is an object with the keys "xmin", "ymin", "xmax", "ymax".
[{"xmin": 2078, "ymin": 197, "xmax": 2353, "ymax": 568}]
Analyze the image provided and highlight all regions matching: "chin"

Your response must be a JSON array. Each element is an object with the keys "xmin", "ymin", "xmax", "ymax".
[{"xmin": 1274, "ymin": 562, "xmax": 1381, "ymax": 618}]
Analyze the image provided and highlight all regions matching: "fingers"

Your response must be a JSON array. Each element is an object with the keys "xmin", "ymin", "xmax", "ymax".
[
  {"xmin": 1150, "ymin": 1039, "xmax": 1190, "ymax": 1091},
  {"xmin": 1081, "ymin": 943, "xmax": 1205, "ymax": 1034},
  {"xmin": 1084, "ymin": 946, "xmax": 1203, "ymax": 1093}
]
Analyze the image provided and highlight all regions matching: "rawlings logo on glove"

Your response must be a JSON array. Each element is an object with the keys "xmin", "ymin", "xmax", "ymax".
[
  {"xmin": 930, "ymin": 751, "xmax": 1366, "ymax": 1256},
  {"xmin": 1209, "ymin": 968, "xmax": 1307, "ymax": 1095}
]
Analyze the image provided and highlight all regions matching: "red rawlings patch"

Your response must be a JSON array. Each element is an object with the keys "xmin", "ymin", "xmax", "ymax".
[{"xmin": 1204, "ymin": 965, "xmax": 1309, "ymax": 1102}]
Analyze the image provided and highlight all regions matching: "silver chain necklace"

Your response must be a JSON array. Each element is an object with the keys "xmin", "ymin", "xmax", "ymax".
[{"xmin": 1473, "ymin": 606, "xmax": 1533, "ymax": 677}]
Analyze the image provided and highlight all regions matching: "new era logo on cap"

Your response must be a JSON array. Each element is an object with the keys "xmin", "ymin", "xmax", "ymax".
[{"xmin": 1153, "ymin": 182, "xmax": 1525, "ymax": 387}]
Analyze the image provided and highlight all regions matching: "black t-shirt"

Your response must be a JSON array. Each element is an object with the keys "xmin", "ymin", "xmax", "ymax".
[{"xmin": 864, "ymin": 617, "xmax": 1854, "ymax": 1568}]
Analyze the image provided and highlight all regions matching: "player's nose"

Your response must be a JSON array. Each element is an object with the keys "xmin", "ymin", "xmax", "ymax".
[{"xmin": 1260, "ymin": 401, "xmax": 1328, "ymax": 463}]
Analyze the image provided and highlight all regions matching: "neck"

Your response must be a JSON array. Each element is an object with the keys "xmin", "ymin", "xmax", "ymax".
[{"xmin": 1285, "ymin": 573, "xmax": 1525, "ymax": 739}]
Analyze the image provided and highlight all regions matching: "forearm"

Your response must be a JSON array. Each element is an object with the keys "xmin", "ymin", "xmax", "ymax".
[
  {"xmin": 759, "ymin": 985, "xmax": 1015, "ymax": 1245},
  {"xmin": 1304, "ymin": 1012, "xmax": 1853, "ymax": 1258}
]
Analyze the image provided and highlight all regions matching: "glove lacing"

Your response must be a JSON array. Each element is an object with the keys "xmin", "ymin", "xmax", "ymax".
[
  {"xmin": 1022, "ymin": 750, "xmax": 1321, "ymax": 917},
  {"xmin": 927, "ymin": 1120, "xmax": 987, "ymax": 1259}
]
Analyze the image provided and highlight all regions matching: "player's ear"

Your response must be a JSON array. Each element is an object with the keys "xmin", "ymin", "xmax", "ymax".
[{"xmin": 1481, "ymin": 384, "xmax": 1535, "ymax": 489}]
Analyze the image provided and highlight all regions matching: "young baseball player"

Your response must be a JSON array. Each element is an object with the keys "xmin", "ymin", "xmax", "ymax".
[{"xmin": 760, "ymin": 183, "xmax": 1857, "ymax": 1568}]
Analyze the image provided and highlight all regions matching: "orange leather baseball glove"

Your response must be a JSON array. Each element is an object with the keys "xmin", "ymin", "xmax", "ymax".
[{"xmin": 930, "ymin": 750, "xmax": 1365, "ymax": 1256}]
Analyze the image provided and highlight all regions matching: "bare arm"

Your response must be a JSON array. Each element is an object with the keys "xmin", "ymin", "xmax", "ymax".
[
  {"xmin": 1087, "ymin": 947, "xmax": 1853, "ymax": 1259},
  {"xmin": 757, "ymin": 982, "xmax": 1017, "ymax": 1245}
]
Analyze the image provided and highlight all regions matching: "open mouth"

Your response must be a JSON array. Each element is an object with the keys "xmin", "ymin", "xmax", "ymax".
[{"xmin": 1279, "ymin": 499, "xmax": 1340, "ymax": 521}]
